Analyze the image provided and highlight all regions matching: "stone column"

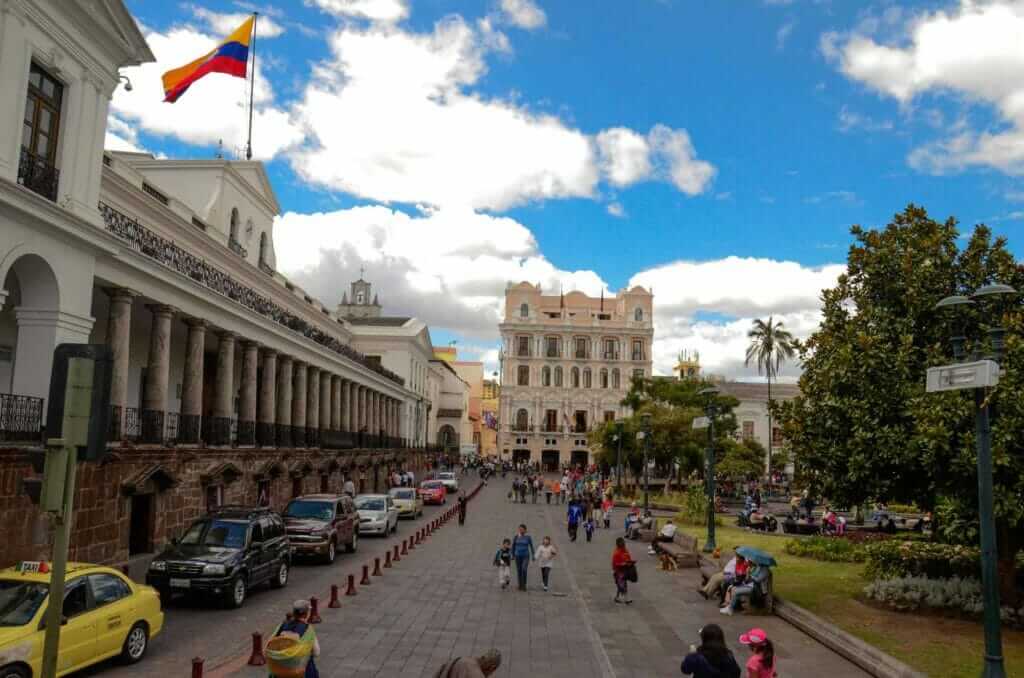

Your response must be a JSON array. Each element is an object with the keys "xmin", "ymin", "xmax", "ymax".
[
  {"xmin": 257, "ymin": 348, "xmax": 277, "ymax": 446},
  {"xmin": 385, "ymin": 399, "xmax": 392, "ymax": 442},
  {"xmin": 369, "ymin": 391, "xmax": 377, "ymax": 446},
  {"xmin": 179, "ymin": 318, "xmax": 206, "ymax": 444},
  {"xmin": 237, "ymin": 341, "xmax": 259, "ymax": 446},
  {"xmin": 306, "ymin": 366, "xmax": 320, "ymax": 447},
  {"xmin": 211, "ymin": 331, "xmax": 235, "ymax": 445},
  {"xmin": 291, "ymin": 362, "xmax": 307, "ymax": 447},
  {"xmin": 356, "ymin": 385, "xmax": 366, "ymax": 445},
  {"xmin": 104, "ymin": 288, "xmax": 135, "ymax": 440},
  {"xmin": 339, "ymin": 378, "xmax": 349, "ymax": 433},
  {"xmin": 331, "ymin": 375, "xmax": 342, "ymax": 437},
  {"xmin": 276, "ymin": 356, "xmax": 293, "ymax": 447},
  {"xmin": 319, "ymin": 371, "xmax": 332, "ymax": 446},
  {"xmin": 141, "ymin": 304, "xmax": 175, "ymax": 443},
  {"xmin": 347, "ymin": 381, "xmax": 357, "ymax": 433}
]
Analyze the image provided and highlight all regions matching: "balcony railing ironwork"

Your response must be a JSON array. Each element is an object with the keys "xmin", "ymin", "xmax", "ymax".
[
  {"xmin": 98, "ymin": 202, "xmax": 404, "ymax": 387},
  {"xmin": 0, "ymin": 393, "xmax": 44, "ymax": 443},
  {"xmin": 17, "ymin": 147, "xmax": 60, "ymax": 202}
]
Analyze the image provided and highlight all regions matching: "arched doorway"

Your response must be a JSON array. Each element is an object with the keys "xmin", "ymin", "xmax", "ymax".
[
  {"xmin": 512, "ymin": 449, "xmax": 530, "ymax": 466},
  {"xmin": 438, "ymin": 424, "xmax": 456, "ymax": 449},
  {"xmin": 570, "ymin": 450, "xmax": 589, "ymax": 469}
]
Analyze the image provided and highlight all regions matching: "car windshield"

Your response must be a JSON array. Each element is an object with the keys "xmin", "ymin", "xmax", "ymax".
[
  {"xmin": 0, "ymin": 580, "xmax": 48, "ymax": 627},
  {"xmin": 439, "ymin": 473, "xmax": 454, "ymax": 479},
  {"xmin": 422, "ymin": 482, "xmax": 443, "ymax": 489},
  {"xmin": 356, "ymin": 497, "xmax": 386, "ymax": 511},
  {"xmin": 180, "ymin": 519, "xmax": 248, "ymax": 549},
  {"xmin": 284, "ymin": 501, "xmax": 334, "ymax": 521},
  {"xmin": 390, "ymin": 489, "xmax": 415, "ymax": 499}
]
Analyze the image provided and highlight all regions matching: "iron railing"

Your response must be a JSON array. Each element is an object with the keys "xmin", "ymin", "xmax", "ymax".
[
  {"xmin": 0, "ymin": 393, "xmax": 44, "ymax": 442},
  {"xmin": 17, "ymin": 146, "xmax": 59, "ymax": 202},
  {"xmin": 98, "ymin": 202, "xmax": 405, "ymax": 387}
]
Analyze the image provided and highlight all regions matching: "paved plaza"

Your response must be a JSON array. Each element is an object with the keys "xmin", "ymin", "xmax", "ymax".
[{"xmin": 85, "ymin": 475, "xmax": 871, "ymax": 677}]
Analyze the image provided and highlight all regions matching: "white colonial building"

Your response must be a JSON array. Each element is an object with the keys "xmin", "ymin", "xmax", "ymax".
[{"xmin": 497, "ymin": 282, "xmax": 654, "ymax": 469}]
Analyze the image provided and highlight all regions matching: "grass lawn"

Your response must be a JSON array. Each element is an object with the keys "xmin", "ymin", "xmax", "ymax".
[{"xmin": 677, "ymin": 524, "xmax": 1024, "ymax": 678}]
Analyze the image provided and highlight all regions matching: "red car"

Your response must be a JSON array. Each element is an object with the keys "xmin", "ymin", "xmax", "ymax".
[{"xmin": 419, "ymin": 480, "xmax": 447, "ymax": 505}]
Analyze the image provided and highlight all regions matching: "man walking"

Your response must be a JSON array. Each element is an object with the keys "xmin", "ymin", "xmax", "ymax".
[
  {"xmin": 511, "ymin": 524, "xmax": 535, "ymax": 591},
  {"xmin": 567, "ymin": 497, "xmax": 583, "ymax": 542}
]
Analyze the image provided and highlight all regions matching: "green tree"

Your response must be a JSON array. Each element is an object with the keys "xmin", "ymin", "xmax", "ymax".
[
  {"xmin": 774, "ymin": 204, "xmax": 1024, "ymax": 599},
  {"xmin": 745, "ymin": 317, "xmax": 797, "ymax": 479},
  {"xmin": 717, "ymin": 438, "xmax": 768, "ymax": 482}
]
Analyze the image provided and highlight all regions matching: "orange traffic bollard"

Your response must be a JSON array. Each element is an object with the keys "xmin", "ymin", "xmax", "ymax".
[
  {"xmin": 309, "ymin": 596, "xmax": 322, "ymax": 623},
  {"xmin": 372, "ymin": 557, "xmax": 383, "ymax": 576},
  {"xmin": 360, "ymin": 564, "xmax": 371, "ymax": 585},
  {"xmin": 384, "ymin": 550, "xmax": 392, "ymax": 568},
  {"xmin": 346, "ymin": 574, "xmax": 358, "ymax": 596},
  {"xmin": 402, "ymin": 538, "xmax": 409, "ymax": 554},
  {"xmin": 328, "ymin": 584, "xmax": 342, "ymax": 608},
  {"xmin": 192, "ymin": 657, "xmax": 204, "ymax": 678},
  {"xmin": 247, "ymin": 633, "xmax": 266, "ymax": 666},
  {"xmin": 393, "ymin": 544, "xmax": 400, "ymax": 562}
]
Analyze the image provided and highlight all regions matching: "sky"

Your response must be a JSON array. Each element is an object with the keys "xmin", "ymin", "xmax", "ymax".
[{"xmin": 114, "ymin": 0, "xmax": 1024, "ymax": 381}]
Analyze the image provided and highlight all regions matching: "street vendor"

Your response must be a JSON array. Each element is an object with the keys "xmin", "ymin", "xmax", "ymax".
[{"xmin": 270, "ymin": 600, "xmax": 320, "ymax": 678}]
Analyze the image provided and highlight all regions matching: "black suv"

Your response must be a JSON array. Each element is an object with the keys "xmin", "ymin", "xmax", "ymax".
[{"xmin": 146, "ymin": 506, "xmax": 292, "ymax": 608}]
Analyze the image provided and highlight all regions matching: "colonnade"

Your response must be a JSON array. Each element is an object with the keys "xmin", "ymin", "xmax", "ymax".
[{"xmin": 104, "ymin": 288, "xmax": 405, "ymax": 448}]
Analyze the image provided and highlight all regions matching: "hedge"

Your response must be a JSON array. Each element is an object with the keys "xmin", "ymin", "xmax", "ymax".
[
  {"xmin": 784, "ymin": 536, "xmax": 867, "ymax": 563},
  {"xmin": 864, "ymin": 540, "xmax": 980, "ymax": 580}
]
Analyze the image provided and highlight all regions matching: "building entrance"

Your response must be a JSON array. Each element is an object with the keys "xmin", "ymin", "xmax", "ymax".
[
  {"xmin": 541, "ymin": 450, "xmax": 559, "ymax": 472},
  {"xmin": 570, "ymin": 450, "xmax": 589, "ymax": 469},
  {"xmin": 129, "ymin": 493, "xmax": 154, "ymax": 556},
  {"xmin": 512, "ymin": 449, "xmax": 530, "ymax": 466}
]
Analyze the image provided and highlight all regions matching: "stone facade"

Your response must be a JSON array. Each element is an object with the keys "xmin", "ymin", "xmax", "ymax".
[
  {"xmin": 497, "ymin": 282, "xmax": 654, "ymax": 469},
  {"xmin": 0, "ymin": 445, "xmax": 426, "ymax": 570}
]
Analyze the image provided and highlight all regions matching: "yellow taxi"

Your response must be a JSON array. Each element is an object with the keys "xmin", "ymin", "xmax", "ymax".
[{"xmin": 0, "ymin": 561, "xmax": 163, "ymax": 677}]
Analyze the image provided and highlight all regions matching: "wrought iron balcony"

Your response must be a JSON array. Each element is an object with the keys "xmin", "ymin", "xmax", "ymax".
[
  {"xmin": 17, "ymin": 146, "xmax": 59, "ymax": 202},
  {"xmin": 98, "ymin": 202, "xmax": 405, "ymax": 387},
  {"xmin": 0, "ymin": 393, "xmax": 44, "ymax": 443}
]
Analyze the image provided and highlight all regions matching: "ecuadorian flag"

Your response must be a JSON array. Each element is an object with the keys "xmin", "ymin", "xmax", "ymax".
[{"xmin": 162, "ymin": 16, "xmax": 253, "ymax": 103}]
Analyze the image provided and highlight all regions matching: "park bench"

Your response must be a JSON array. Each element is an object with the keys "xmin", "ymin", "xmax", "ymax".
[{"xmin": 654, "ymin": 531, "xmax": 701, "ymax": 568}]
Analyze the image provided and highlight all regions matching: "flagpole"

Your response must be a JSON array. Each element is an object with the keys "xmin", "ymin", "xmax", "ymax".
[{"xmin": 245, "ymin": 12, "xmax": 258, "ymax": 160}]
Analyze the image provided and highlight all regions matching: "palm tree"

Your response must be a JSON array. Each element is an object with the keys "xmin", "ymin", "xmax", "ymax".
[{"xmin": 745, "ymin": 316, "xmax": 796, "ymax": 480}]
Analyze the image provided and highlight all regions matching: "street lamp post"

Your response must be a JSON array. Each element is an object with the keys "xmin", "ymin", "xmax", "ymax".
[
  {"xmin": 640, "ymin": 413, "xmax": 652, "ymax": 512},
  {"xmin": 931, "ymin": 283, "xmax": 1017, "ymax": 678},
  {"xmin": 614, "ymin": 421, "xmax": 624, "ymax": 490},
  {"xmin": 698, "ymin": 386, "xmax": 720, "ymax": 553}
]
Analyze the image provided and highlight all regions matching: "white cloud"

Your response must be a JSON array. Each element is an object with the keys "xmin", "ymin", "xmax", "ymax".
[
  {"xmin": 309, "ymin": 0, "xmax": 409, "ymax": 22},
  {"xmin": 606, "ymin": 201, "xmax": 626, "ymax": 217},
  {"xmin": 825, "ymin": 0, "xmax": 1024, "ymax": 175},
  {"xmin": 803, "ymin": 189, "xmax": 860, "ymax": 205},
  {"xmin": 104, "ymin": 115, "xmax": 145, "ymax": 153},
  {"xmin": 500, "ymin": 0, "xmax": 547, "ymax": 30},
  {"xmin": 648, "ymin": 124, "xmax": 717, "ymax": 195},
  {"xmin": 189, "ymin": 6, "xmax": 285, "ymax": 38},
  {"xmin": 837, "ymin": 105, "xmax": 894, "ymax": 133},
  {"xmin": 111, "ymin": 25, "xmax": 303, "ymax": 160},
  {"xmin": 630, "ymin": 257, "xmax": 844, "ymax": 379},
  {"xmin": 596, "ymin": 128, "xmax": 652, "ymax": 186},
  {"xmin": 776, "ymin": 20, "xmax": 796, "ymax": 49}
]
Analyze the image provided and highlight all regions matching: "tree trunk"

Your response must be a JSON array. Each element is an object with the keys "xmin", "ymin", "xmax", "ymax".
[{"xmin": 766, "ymin": 370, "xmax": 773, "ymax": 482}]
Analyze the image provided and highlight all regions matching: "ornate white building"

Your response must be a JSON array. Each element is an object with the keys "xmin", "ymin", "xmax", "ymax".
[{"xmin": 497, "ymin": 282, "xmax": 654, "ymax": 469}]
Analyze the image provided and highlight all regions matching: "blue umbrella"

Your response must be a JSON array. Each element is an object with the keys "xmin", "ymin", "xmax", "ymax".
[{"xmin": 736, "ymin": 546, "xmax": 778, "ymax": 567}]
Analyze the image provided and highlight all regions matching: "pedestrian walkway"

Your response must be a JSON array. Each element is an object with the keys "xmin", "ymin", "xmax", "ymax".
[{"xmin": 222, "ymin": 476, "xmax": 869, "ymax": 677}]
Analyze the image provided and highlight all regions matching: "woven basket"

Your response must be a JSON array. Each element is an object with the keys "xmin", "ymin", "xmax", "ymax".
[{"xmin": 266, "ymin": 636, "xmax": 311, "ymax": 678}]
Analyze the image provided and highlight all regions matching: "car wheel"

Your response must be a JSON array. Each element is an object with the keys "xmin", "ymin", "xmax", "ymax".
[
  {"xmin": 271, "ymin": 561, "xmax": 289, "ymax": 589},
  {"xmin": 325, "ymin": 540, "xmax": 337, "ymax": 564},
  {"xmin": 0, "ymin": 665, "xmax": 29, "ymax": 678},
  {"xmin": 346, "ymin": 531, "xmax": 358, "ymax": 553},
  {"xmin": 120, "ymin": 622, "xmax": 149, "ymax": 664},
  {"xmin": 225, "ymin": 576, "xmax": 247, "ymax": 608}
]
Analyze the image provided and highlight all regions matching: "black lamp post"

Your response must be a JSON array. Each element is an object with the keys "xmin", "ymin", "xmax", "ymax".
[
  {"xmin": 614, "ymin": 421, "xmax": 624, "ymax": 489},
  {"xmin": 933, "ymin": 283, "xmax": 1017, "ymax": 678},
  {"xmin": 698, "ymin": 386, "xmax": 720, "ymax": 553},
  {"xmin": 639, "ymin": 413, "xmax": 652, "ymax": 512}
]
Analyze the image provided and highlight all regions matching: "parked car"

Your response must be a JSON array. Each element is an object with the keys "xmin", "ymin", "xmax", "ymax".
[
  {"xmin": 389, "ymin": 487, "xmax": 423, "ymax": 519},
  {"xmin": 419, "ymin": 480, "xmax": 447, "ymax": 505},
  {"xmin": 146, "ymin": 506, "xmax": 290, "ymax": 609},
  {"xmin": 0, "ymin": 561, "xmax": 164, "ymax": 677},
  {"xmin": 436, "ymin": 471, "xmax": 459, "ymax": 492},
  {"xmin": 283, "ymin": 494, "xmax": 359, "ymax": 564},
  {"xmin": 354, "ymin": 494, "xmax": 399, "ymax": 536}
]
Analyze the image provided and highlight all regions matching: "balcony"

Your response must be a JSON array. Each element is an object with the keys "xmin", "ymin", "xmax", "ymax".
[
  {"xmin": 632, "ymin": 352, "xmax": 645, "ymax": 361},
  {"xmin": 0, "ymin": 393, "xmax": 44, "ymax": 443},
  {"xmin": 603, "ymin": 351, "xmax": 620, "ymax": 360},
  {"xmin": 574, "ymin": 350, "xmax": 588, "ymax": 359},
  {"xmin": 17, "ymin": 146, "xmax": 59, "ymax": 202}
]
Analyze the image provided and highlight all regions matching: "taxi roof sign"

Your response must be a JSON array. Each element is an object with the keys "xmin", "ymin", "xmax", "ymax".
[{"xmin": 16, "ymin": 561, "xmax": 49, "ymax": 574}]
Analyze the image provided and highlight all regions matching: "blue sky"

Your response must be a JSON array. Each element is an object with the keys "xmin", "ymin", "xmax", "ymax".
[{"xmin": 113, "ymin": 0, "xmax": 1024, "ymax": 378}]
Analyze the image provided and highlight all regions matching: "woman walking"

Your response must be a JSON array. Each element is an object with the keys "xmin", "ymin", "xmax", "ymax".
[
  {"xmin": 535, "ymin": 536, "xmax": 558, "ymax": 592},
  {"xmin": 457, "ymin": 493, "xmax": 467, "ymax": 526},
  {"xmin": 269, "ymin": 600, "xmax": 321, "ymax": 677},
  {"xmin": 511, "ymin": 524, "xmax": 535, "ymax": 591},
  {"xmin": 612, "ymin": 537, "xmax": 635, "ymax": 604},
  {"xmin": 680, "ymin": 624, "xmax": 740, "ymax": 678}
]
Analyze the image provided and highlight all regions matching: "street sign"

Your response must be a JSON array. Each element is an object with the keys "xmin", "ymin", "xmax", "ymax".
[
  {"xmin": 46, "ymin": 344, "xmax": 112, "ymax": 461},
  {"xmin": 926, "ymin": 360, "xmax": 1000, "ymax": 393},
  {"xmin": 692, "ymin": 416, "xmax": 710, "ymax": 429}
]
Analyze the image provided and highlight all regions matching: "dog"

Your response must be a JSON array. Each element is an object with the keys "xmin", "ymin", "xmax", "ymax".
[{"xmin": 658, "ymin": 552, "xmax": 678, "ymax": 571}]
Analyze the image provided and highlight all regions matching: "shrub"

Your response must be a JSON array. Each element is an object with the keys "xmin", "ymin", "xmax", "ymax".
[
  {"xmin": 864, "ymin": 540, "xmax": 980, "ymax": 580},
  {"xmin": 863, "ymin": 576, "xmax": 1024, "ymax": 626},
  {"xmin": 785, "ymin": 536, "xmax": 867, "ymax": 563},
  {"xmin": 675, "ymin": 485, "xmax": 712, "ymax": 527},
  {"xmin": 885, "ymin": 503, "xmax": 920, "ymax": 515}
]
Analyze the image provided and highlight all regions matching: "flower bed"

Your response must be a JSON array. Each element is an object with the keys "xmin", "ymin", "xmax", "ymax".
[{"xmin": 863, "ymin": 576, "xmax": 1024, "ymax": 627}]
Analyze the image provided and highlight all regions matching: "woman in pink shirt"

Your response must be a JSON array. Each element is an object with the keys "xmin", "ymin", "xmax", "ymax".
[{"xmin": 739, "ymin": 628, "xmax": 776, "ymax": 678}]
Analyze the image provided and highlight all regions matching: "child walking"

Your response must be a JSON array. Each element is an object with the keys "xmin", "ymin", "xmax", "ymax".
[
  {"xmin": 535, "ymin": 536, "xmax": 558, "ymax": 592},
  {"xmin": 494, "ymin": 539, "xmax": 512, "ymax": 590},
  {"xmin": 584, "ymin": 517, "xmax": 596, "ymax": 542},
  {"xmin": 602, "ymin": 497, "xmax": 613, "ymax": 529}
]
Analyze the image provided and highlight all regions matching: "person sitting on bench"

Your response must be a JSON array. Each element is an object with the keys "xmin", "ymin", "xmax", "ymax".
[{"xmin": 648, "ymin": 518, "xmax": 677, "ymax": 555}]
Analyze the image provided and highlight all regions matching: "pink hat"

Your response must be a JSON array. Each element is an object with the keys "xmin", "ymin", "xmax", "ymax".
[{"xmin": 739, "ymin": 628, "xmax": 768, "ymax": 645}]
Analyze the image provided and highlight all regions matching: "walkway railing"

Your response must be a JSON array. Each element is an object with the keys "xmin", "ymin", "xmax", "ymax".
[{"xmin": 0, "ymin": 393, "xmax": 44, "ymax": 442}]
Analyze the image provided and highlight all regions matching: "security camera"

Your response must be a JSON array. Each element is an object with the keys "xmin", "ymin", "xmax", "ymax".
[{"xmin": 119, "ymin": 74, "xmax": 133, "ymax": 92}]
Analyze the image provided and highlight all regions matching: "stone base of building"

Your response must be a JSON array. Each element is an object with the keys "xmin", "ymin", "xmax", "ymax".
[
  {"xmin": 500, "ymin": 435, "xmax": 593, "ymax": 470},
  {"xmin": 0, "ymin": 445, "xmax": 428, "ymax": 570}
]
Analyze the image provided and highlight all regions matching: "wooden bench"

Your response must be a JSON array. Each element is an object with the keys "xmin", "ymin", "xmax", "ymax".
[{"xmin": 655, "ymin": 532, "xmax": 701, "ymax": 568}]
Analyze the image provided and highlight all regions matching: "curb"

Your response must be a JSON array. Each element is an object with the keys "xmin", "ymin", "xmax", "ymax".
[{"xmin": 773, "ymin": 597, "xmax": 926, "ymax": 678}]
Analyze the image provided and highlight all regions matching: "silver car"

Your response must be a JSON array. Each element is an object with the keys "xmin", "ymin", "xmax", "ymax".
[
  {"xmin": 354, "ymin": 494, "xmax": 399, "ymax": 536},
  {"xmin": 437, "ymin": 471, "xmax": 459, "ymax": 492}
]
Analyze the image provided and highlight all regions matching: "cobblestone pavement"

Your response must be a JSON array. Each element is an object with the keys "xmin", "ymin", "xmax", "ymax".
[{"xmin": 206, "ymin": 475, "xmax": 869, "ymax": 678}]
